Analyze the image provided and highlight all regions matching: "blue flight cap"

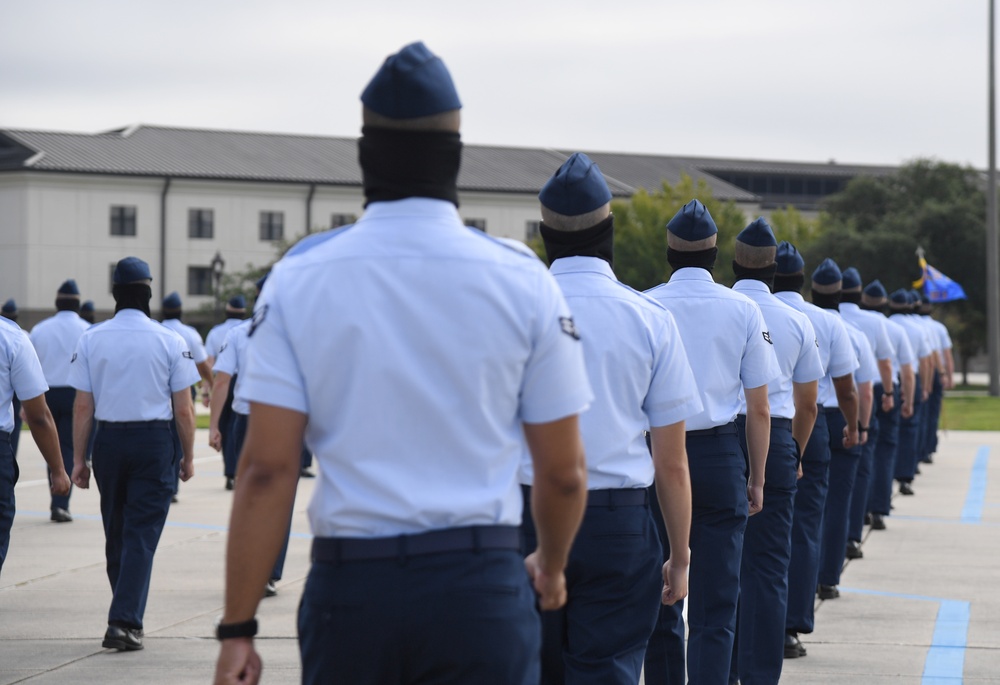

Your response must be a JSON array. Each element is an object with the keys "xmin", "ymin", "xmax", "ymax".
[
  {"xmin": 841, "ymin": 267, "xmax": 862, "ymax": 291},
  {"xmin": 113, "ymin": 256, "xmax": 152, "ymax": 284},
  {"xmin": 863, "ymin": 279, "xmax": 887, "ymax": 299},
  {"xmin": 889, "ymin": 288, "xmax": 911, "ymax": 308},
  {"xmin": 1, "ymin": 298, "xmax": 16, "ymax": 314},
  {"xmin": 666, "ymin": 200, "xmax": 718, "ymax": 248},
  {"xmin": 775, "ymin": 241, "xmax": 805, "ymax": 274},
  {"xmin": 538, "ymin": 153, "xmax": 612, "ymax": 221},
  {"xmin": 736, "ymin": 217, "xmax": 777, "ymax": 247},
  {"xmin": 361, "ymin": 41, "xmax": 462, "ymax": 119},
  {"xmin": 57, "ymin": 279, "xmax": 80, "ymax": 297},
  {"xmin": 227, "ymin": 294, "xmax": 247, "ymax": 311},
  {"xmin": 811, "ymin": 258, "xmax": 842, "ymax": 294},
  {"xmin": 163, "ymin": 291, "xmax": 182, "ymax": 309},
  {"xmin": 80, "ymin": 300, "xmax": 95, "ymax": 313},
  {"xmin": 909, "ymin": 288, "xmax": 925, "ymax": 305}
]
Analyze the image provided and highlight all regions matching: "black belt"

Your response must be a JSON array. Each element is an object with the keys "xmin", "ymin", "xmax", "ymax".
[
  {"xmin": 687, "ymin": 422, "xmax": 737, "ymax": 437},
  {"xmin": 586, "ymin": 488, "xmax": 648, "ymax": 507},
  {"xmin": 311, "ymin": 525, "xmax": 520, "ymax": 563},
  {"xmin": 771, "ymin": 417, "xmax": 793, "ymax": 430},
  {"xmin": 819, "ymin": 406, "xmax": 842, "ymax": 415},
  {"xmin": 97, "ymin": 420, "xmax": 172, "ymax": 430}
]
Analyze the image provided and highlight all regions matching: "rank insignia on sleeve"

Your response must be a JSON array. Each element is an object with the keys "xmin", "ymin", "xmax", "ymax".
[
  {"xmin": 182, "ymin": 350, "xmax": 194, "ymax": 360},
  {"xmin": 248, "ymin": 304, "xmax": 269, "ymax": 337},
  {"xmin": 762, "ymin": 331, "xmax": 773, "ymax": 344},
  {"xmin": 71, "ymin": 353, "xmax": 77, "ymax": 363},
  {"xmin": 559, "ymin": 316, "xmax": 580, "ymax": 341}
]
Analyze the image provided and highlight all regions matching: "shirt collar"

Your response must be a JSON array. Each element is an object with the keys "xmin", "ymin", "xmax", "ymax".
[
  {"xmin": 840, "ymin": 302, "xmax": 860, "ymax": 313},
  {"xmin": 668, "ymin": 267, "xmax": 715, "ymax": 284},
  {"xmin": 113, "ymin": 309, "xmax": 149, "ymax": 321},
  {"xmin": 550, "ymin": 256, "xmax": 617, "ymax": 280},
  {"xmin": 732, "ymin": 279, "xmax": 771, "ymax": 295},
  {"xmin": 777, "ymin": 290, "xmax": 805, "ymax": 304},
  {"xmin": 360, "ymin": 197, "xmax": 462, "ymax": 223}
]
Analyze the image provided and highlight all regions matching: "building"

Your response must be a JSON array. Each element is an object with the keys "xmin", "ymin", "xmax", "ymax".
[{"xmin": 0, "ymin": 124, "xmax": 897, "ymax": 326}]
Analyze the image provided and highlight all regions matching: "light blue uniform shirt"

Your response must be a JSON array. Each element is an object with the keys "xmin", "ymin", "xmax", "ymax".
[
  {"xmin": 69, "ymin": 309, "xmax": 200, "ymax": 421},
  {"xmin": 205, "ymin": 318, "xmax": 243, "ymax": 360},
  {"xmin": 923, "ymin": 317, "xmax": 953, "ymax": 351},
  {"xmin": 162, "ymin": 318, "xmax": 209, "ymax": 364},
  {"xmin": 775, "ymin": 292, "xmax": 858, "ymax": 408},
  {"xmin": 645, "ymin": 268, "xmax": 780, "ymax": 431},
  {"xmin": 843, "ymin": 319, "xmax": 880, "ymax": 385},
  {"xmin": 0, "ymin": 318, "xmax": 48, "ymax": 433},
  {"xmin": 883, "ymin": 317, "xmax": 916, "ymax": 380},
  {"xmin": 890, "ymin": 313, "xmax": 933, "ymax": 360},
  {"xmin": 241, "ymin": 197, "xmax": 593, "ymax": 538},
  {"xmin": 520, "ymin": 256, "xmax": 701, "ymax": 490},
  {"xmin": 212, "ymin": 320, "xmax": 251, "ymax": 415},
  {"xmin": 733, "ymin": 280, "xmax": 824, "ymax": 419},
  {"xmin": 29, "ymin": 310, "xmax": 91, "ymax": 388},
  {"xmin": 840, "ymin": 302, "xmax": 895, "ymax": 365}
]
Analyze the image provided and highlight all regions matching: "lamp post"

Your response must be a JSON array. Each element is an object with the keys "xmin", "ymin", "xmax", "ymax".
[
  {"xmin": 989, "ymin": 0, "xmax": 1000, "ymax": 395},
  {"xmin": 211, "ymin": 251, "xmax": 225, "ymax": 318}
]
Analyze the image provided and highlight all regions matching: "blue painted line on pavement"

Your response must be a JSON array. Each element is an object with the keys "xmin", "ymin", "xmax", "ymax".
[
  {"xmin": 961, "ymin": 446, "xmax": 989, "ymax": 523},
  {"xmin": 891, "ymin": 515, "xmax": 1000, "ymax": 527},
  {"xmin": 17, "ymin": 510, "xmax": 313, "ymax": 539},
  {"xmin": 839, "ymin": 588, "xmax": 970, "ymax": 684}
]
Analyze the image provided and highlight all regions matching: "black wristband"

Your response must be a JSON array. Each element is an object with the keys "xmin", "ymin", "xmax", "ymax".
[
  {"xmin": 858, "ymin": 422, "xmax": 869, "ymax": 433},
  {"xmin": 216, "ymin": 617, "xmax": 258, "ymax": 640}
]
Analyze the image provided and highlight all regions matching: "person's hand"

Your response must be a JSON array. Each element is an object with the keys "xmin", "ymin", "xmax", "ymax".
[
  {"xmin": 214, "ymin": 638, "xmax": 262, "ymax": 685},
  {"xmin": 901, "ymin": 401, "xmax": 914, "ymax": 419},
  {"xmin": 72, "ymin": 461, "xmax": 91, "ymax": 489},
  {"xmin": 881, "ymin": 392, "xmax": 894, "ymax": 413},
  {"xmin": 202, "ymin": 393, "xmax": 212, "ymax": 408},
  {"xmin": 797, "ymin": 463, "xmax": 804, "ymax": 480},
  {"xmin": 50, "ymin": 469, "xmax": 71, "ymax": 496},
  {"xmin": 661, "ymin": 556, "xmax": 688, "ymax": 605},
  {"xmin": 180, "ymin": 455, "xmax": 195, "ymax": 482},
  {"xmin": 843, "ymin": 425, "xmax": 858, "ymax": 449},
  {"xmin": 524, "ymin": 551, "xmax": 567, "ymax": 611},
  {"xmin": 747, "ymin": 482, "xmax": 764, "ymax": 516},
  {"xmin": 210, "ymin": 428, "xmax": 222, "ymax": 452},
  {"xmin": 922, "ymin": 388, "xmax": 930, "ymax": 402},
  {"xmin": 859, "ymin": 429, "xmax": 868, "ymax": 446}
]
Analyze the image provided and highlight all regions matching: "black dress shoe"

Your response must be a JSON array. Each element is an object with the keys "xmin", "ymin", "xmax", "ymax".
[
  {"xmin": 899, "ymin": 481, "xmax": 915, "ymax": 496},
  {"xmin": 225, "ymin": 477, "xmax": 235, "ymax": 491},
  {"xmin": 299, "ymin": 468, "xmax": 316, "ymax": 478},
  {"xmin": 817, "ymin": 584, "xmax": 840, "ymax": 600},
  {"xmin": 864, "ymin": 511, "xmax": 873, "ymax": 526},
  {"xmin": 846, "ymin": 540, "xmax": 864, "ymax": 559},
  {"xmin": 915, "ymin": 465, "xmax": 922, "ymax": 475},
  {"xmin": 784, "ymin": 632, "xmax": 806, "ymax": 658},
  {"xmin": 871, "ymin": 512, "xmax": 887, "ymax": 530},
  {"xmin": 102, "ymin": 625, "xmax": 144, "ymax": 651},
  {"xmin": 264, "ymin": 580, "xmax": 278, "ymax": 597},
  {"xmin": 50, "ymin": 507, "xmax": 73, "ymax": 523}
]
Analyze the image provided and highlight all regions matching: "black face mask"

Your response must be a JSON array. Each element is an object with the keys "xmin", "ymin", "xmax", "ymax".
[
  {"xmin": 162, "ymin": 311, "xmax": 182, "ymax": 320},
  {"xmin": 112, "ymin": 284, "xmax": 152, "ymax": 317},
  {"xmin": 358, "ymin": 126, "xmax": 462, "ymax": 208},
  {"xmin": 56, "ymin": 299, "xmax": 80, "ymax": 313},
  {"xmin": 773, "ymin": 273, "xmax": 805, "ymax": 294},
  {"xmin": 540, "ymin": 215, "xmax": 614, "ymax": 267},
  {"xmin": 841, "ymin": 291, "xmax": 862, "ymax": 305},
  {"xmin": 811, "ymin": 290, "xmax": 842, "ymax": 310},
  {"xmin": 732, "ymin": 261, "xmax": 777, "ymax": 289},
  {"xmin": 667, "ymin": 247, "xmax": 718, "ymax": 273}
]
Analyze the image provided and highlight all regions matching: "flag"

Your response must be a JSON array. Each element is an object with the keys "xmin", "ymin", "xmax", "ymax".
[{"xmin": 912, "ymin": 254, "xmax": 967, "ymax": 303}]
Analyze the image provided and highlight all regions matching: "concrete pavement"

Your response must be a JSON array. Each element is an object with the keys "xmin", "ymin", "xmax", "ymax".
[{"xmin": 2, "ymin": 429, "xmax": 999, "ymax": 683}]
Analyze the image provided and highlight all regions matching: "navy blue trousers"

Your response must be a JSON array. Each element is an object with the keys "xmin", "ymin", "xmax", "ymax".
[
  {"xmin": 869, "ymin": 386, "xmax": 901, "ymax": 516},
  {"xmin": 922, "ymin": 370, "xmax": 943, "ymax": 459},
  {"xmin": 731, "ymin": 417, "xmax": 797, "ymax": 685},
  {"xmin": 818, "ymin": 413, "xmax": 862, "ymax": 587},
  {"xmin": 0, "ymin": 432, "xmax": 16, "ymax": 574},
  {"xmin": 849, "ymin": 396, "xmax": 880, "ymax": 543},
  {"xmin": 895, "ymin": 377, "xmax": 924, "ymax": 483},
  {"xmin": 647, "ymin": 429, "xmax": 747, "ymax": 685},
  {"xmin": 298, "ymin": 547, "xmax": 539, "ymax": 685},
  {"xmin": 92, "ymin": 422, "xmax": 174, "ymax": 629},
  {"xmin": 643, "ymin": 484, "xmax": 687, "ymax": 685},
  {"xmin": 786, "ymin": 410, "xmax": 831, "ymax": 635},
  {"xmin": 521, "ymin": 486, "xmax": 662, "ymax": 685},
  {"xmin": 46, "ymin": 387, "xmax": 76, "ymax": 511},
  {"xmin": 231, "ymin": 412, "xmax": 291, "ymax": 580},
  {"xmin": 10, "ymin": 395, "xmax": 21, "ymax": 457}
]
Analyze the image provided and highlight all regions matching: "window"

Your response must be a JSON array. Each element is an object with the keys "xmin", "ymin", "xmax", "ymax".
[
  {"xmin": 188, "ymin": 266, "xmax": 214, "ymax": 296},
  {"xmin": 330, "ymin": 213, "xmax": 357, "ymax": 229},
  {"xmin": 806, "ymin": 179, "xmax": 822, "ymax": 196},
  {"xmin": 525, "ymin": 221, "xmax": 541, "ymax": 241},
  {"xmin": 108, "ymin": 263, "xmax": 116, "ymax": 293},
  {"xmin": 465, "ymin": 218, "xmax": 487, "ymax": 232},
  {"xmin": 110, "ymin": 205, "xmax": 137, "ymax": 236},
  {"xmin": 260, "ymin": 211, "xmax": 284, "ymax": 241},
  {"xmin": 188, "ymin": 208, "xmax": 214, "ymax": 239}
]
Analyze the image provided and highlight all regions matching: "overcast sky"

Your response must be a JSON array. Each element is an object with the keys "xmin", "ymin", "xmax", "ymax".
[{"xmin": 2, "ymin": 0, "xmax": 993, "ymax": 167}]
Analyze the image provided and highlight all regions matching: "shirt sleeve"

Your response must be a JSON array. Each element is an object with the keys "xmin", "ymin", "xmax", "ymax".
[
  {"xmin": 10, "ymin": 331, "xmax": 48, "ymax": 401},
  {"xmin": 518, "ymin": 268, "xmax": 593, "ymax": 424},
  {"xmin": 791, "ymin": 316, "xmax": 824, "ymax": 383},
  {"xmin": 68, "ymin": 334, "xmax": 92, "ymax": 393},
  {"xmin": 740, "ymin": 301, "xmax": 781, "ymax": 390},
  {"xmin": 168, "ymin": 333, "xmax": 201, "ymax": 392},
  {"xmin": 827, "ymin": 317, "xmax": 860, "ymax": 379},
  {"xmin": 874, "ymin": 317, "xmax": 895, "ymax": 361},
  {"xmin": 213, "ymin": 329, "xmax": 239, "ymax": 376},
  {"xmin": 895, "ymin": 328, "xmax": 916, "ymax": 367},
  {"xmin": 187, "ymin": 327, "xmax": 209, "ymax": 363},
  {"xmin": 644, "ymin": 308, "xmax": 702, "ymax": 427},
  {"xmin": 851, "ymin": 330, "xmax": 881, "ymax": 384}
]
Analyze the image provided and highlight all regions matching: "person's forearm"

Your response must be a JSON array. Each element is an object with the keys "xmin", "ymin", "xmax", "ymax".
[
  {"xmin": 197, "ymin": 361, "xmax": 213, "ymax": 390},
  {"xmin": 650, "ymin": 423, "xmax": 690, "ymax": 566},
  {"xmin": 858, "ymin": 381, "xmax": 873, "ymax": 429},
  {"xmin": 877, "ymin": 358, "xmax": 894, "ymax": 391},
  {"xmin": 175, "ymin": 400, "xmax": 196, "ymax": 462},
  {"xmin": 834, "ymin": 376, "xmax": 859, "ymax": 430},
  {"xmin": 23, "ymin": 398, "xmax": 63, "ymax": 472},
  {"xmin": 920, "ymin": 356, "xmax": 932, "ymax": 396},
  {"xmin": 209, "ymin": 374, "xmax": 231, "ymax": 434},
  {"xmin": 792, "ymin": 401, "xmax": 817, "ymax": 455},
  {"xmin": 746, "ymin": 406, "xmax": 770, "ymax": 485},
  {"xmin": 901, "ymin": 365, "xmax": 916, "ymax": 407}
]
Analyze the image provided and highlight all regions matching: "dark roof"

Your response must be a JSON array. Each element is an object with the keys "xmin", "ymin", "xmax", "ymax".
[{"xmin": 0, "ymin": 124, "xmax": 900, "ymax": 203}]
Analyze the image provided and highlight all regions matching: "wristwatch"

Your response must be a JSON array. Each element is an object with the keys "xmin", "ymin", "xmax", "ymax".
[{"xmin": 216, "ymin": 617, "xmax": 258, "ymax": 640}]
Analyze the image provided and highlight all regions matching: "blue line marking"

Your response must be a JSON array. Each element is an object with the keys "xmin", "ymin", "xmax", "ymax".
[
  {"xmin": 922, "ymin": 600, "xmax": 970, "ymax": 684},
  {"xmin": 17, "ymin": 510, "xmax": 315, "ymax": 539},
  {"xmin": 961, "ymin": 446, "xmax": 989, "ymax": 523},
  {"xmin": 838, "ymin": 588, "xmax": 969, "ymax": 684}
]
